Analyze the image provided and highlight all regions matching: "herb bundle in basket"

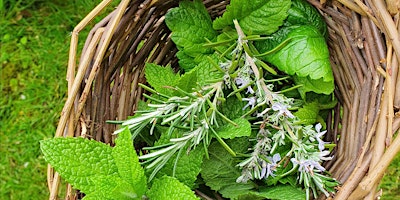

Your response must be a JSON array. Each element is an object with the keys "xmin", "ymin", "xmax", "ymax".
[{"xmin": 41, "ymin": 0, "xmax": 400, "ymax": 199}]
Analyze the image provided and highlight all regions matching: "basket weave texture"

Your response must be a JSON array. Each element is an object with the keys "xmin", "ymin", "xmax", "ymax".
[{"xmin": 48, "ymin": 0, "xmax": 400, "ymax": 199}]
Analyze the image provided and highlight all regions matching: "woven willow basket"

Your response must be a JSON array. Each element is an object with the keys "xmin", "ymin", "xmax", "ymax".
[{"xmin": 48, "ymin": 0, "xmax": 400, "ymax": 199}]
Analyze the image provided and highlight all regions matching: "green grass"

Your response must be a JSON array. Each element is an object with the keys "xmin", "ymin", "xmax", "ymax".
[
  {"xmin": 0, "ymin": 0, "xmax": 114, "ymax": 199},
  {"xmin": 0, "ymin": 0, "xmax": 399, "ymax": 199}
]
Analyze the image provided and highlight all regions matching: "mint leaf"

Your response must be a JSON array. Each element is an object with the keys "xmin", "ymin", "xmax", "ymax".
[
  {"xmin": 217, "ymin": 118, "xmax": 251, "ymax": 139},
  {"xmin": 257, "ymin": 185, "xmax": 306, "ymax": 200},
  {"xmin": 285, "ymin": 0, "xmax": 327, "ymax": 36},
  {"xmin": 146, "ymin": 176, "xmax": 200, "ymax": 200},
  {"xmin": 294, "ymin": 101, "xmax": 320, "ymax": 125},
  {"xmin": 255, "ymin": 25, "xmax": 334, "ymax": 82},
  {"xmin": 40, "ymin": 137, "xmax": 117, "ymax": 195},
  {"xmin": 112, "ymin": 128, "xmax": 147, "ymax": 198},
  {"xmin": 201, "ymin": 138, "xmax": 254, "ymax": 199},
  {"xmin": 145, "ymin": 63, "xmax": 180, "ymax": 96},
  {"xmin": 294, "ymin": 75, "xmax": 334, "ymax": 98},
  {"xmin": 165, "ymin": 0, "xmax": 217, "ymax": 57},
  {"xmin": 213, "ymin": 0, "xmax": 291, "ymax": 35}
]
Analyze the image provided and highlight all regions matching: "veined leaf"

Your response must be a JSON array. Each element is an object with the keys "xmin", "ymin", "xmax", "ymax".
[
  {"xmin": 165, "ymin": 0, "xmax": 217, "ymax": 57},
  {"xmin": 40, "ymin": 137, "xmax": 117, "ymax": 195},
  {"xmin": 213, "ymin": 0, "xmax": 291, "ymax": 35},
  {"xmin": 255, "ymin": 25, "xmax": 334, "ymax": 83}
]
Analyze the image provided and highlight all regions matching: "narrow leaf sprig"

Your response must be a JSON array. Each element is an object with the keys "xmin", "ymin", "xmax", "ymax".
[{"xmin": 228, "ymin": 20, "xmax": 338, "ymax": 199}]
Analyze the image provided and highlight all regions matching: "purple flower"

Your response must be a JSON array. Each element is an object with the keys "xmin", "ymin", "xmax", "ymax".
[
  {"xmin": 260, "ymin": 153, "xmax": 281, "ymax": 179},
  {"xmin": 291, "ymin": 158, "xmax": 326, "ymax": 173},
  {"xmin": 242, "ymin": 97, "xmax": 257, "ymax": 110},
  {"xmin": 272, "ymin": 103, "xmax": 294, "ymax": 118},
  {"xmin": 235, "ymin": 77, "xmax": 254, "ymax": 94}
]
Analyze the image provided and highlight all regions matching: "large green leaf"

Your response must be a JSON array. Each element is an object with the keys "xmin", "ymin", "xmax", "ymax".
[
  {"xmin": 165, "ymin": 0, "xmax": 217, "ymax": 57},
  {"xmin": 40, "ymin": 137, "xmax": 117, "ymax": 195},
  {"xmin": 255, "ymin": 25, "xmax": 334, "ymax": 83},
  {"xmin": 213, "ymin": 0, "xmax": 291, "ymax": 35}
]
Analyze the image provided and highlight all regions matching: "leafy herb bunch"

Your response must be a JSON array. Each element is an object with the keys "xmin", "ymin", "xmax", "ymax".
[{"xmin": 41, "ymin": 0, "xmax": 339, "ymax": 199}]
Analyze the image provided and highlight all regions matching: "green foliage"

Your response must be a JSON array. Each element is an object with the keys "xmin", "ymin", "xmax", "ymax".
[
  {"xmin": 250, "ymin": 185, "xmax": 306, "ymax": 200},
  {"xmin": 213, "ymin": 0, "xmax": 291, "ymax": 35},
  {"xmin": 154, "ymin": 131, "xmax": 205, "ymax": 188},
  {"xmin": 41, "ymin": 128, "xmax": 145, "ymax": 199},
  {"xmin": 285, "ymin": 0, "xmax": 328, "ymax": 37},
  {"xmin": 112, "ymin": 128, "xmax": 147, "ymax": 197},
  {"xmin": 295, "ymin": 101, "xmax": 320, "ymax": 125},
  {"xmin": 256, "ymin": 25, "xmax": 333, "ymax": 82},
  {"xmin": 165, "ymin": 0, "xmax": 217, "ymax": 71},
  {"xmin": 201, "ymin": 138, "xmax": 254, "ymax": 199},
  {"xmin": 41, "ymin": 137, "xmax": 117, "ymax": 195},
  {"xmin": 145, "ymin": 63, "xmax": 180, "ymax": 96},
  {"xmin": 146, "ymin": 176, "xmax": 200, "ymax": 200},
  {"xmin": 216, "ymin": 118, "xmax": 252, "ymax": 139}
]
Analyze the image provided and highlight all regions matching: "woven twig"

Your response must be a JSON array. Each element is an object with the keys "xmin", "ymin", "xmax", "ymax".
[{"xmin": 48, "ymin": 0, "xmax": 400, "ymax": 199}]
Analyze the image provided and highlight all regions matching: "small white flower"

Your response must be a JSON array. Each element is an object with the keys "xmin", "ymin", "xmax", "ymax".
[
  {"xmin": 242, "ymin": 97, "xmax": 257, "ymax": 110},
  {"xmin": 291, "ymin": 158, "xmax": 326, "ymax": 173},
  {"xmin": 272, "ymin": 103, "xmax": 294, "ymax": 118},
  {"xmin": 315, "ymin": 123, "xmax": 328, "ymax": 151},
  {"xmin": 260, "ymin": 153, "xmax": 281, "ymax": 179}
]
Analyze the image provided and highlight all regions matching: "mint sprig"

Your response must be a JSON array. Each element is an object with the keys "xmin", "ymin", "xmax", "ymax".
[{"xmin": 41, "ymin": 128, "xmax": 199, "ymax": 199}]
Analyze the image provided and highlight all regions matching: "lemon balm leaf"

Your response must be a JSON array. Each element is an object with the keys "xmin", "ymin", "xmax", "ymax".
[{"xmin": 213, "ymin": 0, "xmax": 291, "ymax": 35}]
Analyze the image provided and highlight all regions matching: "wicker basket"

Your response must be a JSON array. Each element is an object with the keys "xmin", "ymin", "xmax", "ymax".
[{"xmin": 48, "ymin": 0, "xmax": 400, "ymax": 199}]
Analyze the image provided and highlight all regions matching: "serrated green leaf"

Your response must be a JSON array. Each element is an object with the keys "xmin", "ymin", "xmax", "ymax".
[
  {"xmin": 213, "ymin": 0, "xmax": 291, "ymax": 35},
  {"xmin": 294, "ymin": 75, "xmax": 334, "ymax": 98},
  {"xmin": 294, "ymin": 101, "xmax": 320, "ymax": 125},
  {"xmin": 257, "ymin": 185, "xmax": 306, "ymax": 200},
  {"xmin": 201, "ymin": 138, "xmax": 253, "ymax": 199},
  {"xmin": 40, "ymin": 137, "xmax": 117, "ymax": 195},
  {"xmin": 112, "ymin": 128, "xmax": 147, "ymax": 198},
  {"xmin": 146, "ymin": 176, "xmax": 200, "ymax": 200},
  {"xmin": 285, "ymin": 0, "xmax": 327, "ymax": 37},
  {"xmin": 216, "ymin": 118, "xmax": 251, "ymax": 139},
  {"xmin": 165, "ymin": 0, "xmax": 217, "ymax": 57},
  {"xmin": 145, "ymin": 63, "xmax": 180, "ymax": 96},
  {"xmin": 255, "ymin": 25, "xmax": 334, "ymax": 82}
]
